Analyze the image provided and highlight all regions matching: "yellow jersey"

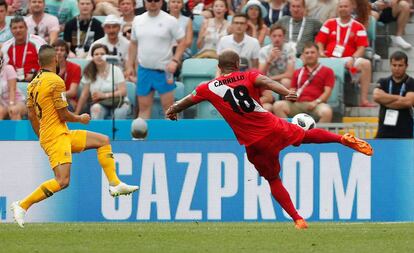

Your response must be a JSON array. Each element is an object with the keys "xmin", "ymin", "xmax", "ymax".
[{"xmin": 27, "ymin": 70, "xmax": 69, "ymax": 143}]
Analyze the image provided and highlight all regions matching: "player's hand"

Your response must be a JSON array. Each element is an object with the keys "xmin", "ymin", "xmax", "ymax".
[
  {"xmin": 79, "ymin": 113, "xmax": 91, "ymax": 124},
  {"xmin": 285, "ymin": 90, "xmax": 298, "ymax": 102},
  {"xmin": 165, "ymin": 106, "xmax": 178, "ymax": 121}
]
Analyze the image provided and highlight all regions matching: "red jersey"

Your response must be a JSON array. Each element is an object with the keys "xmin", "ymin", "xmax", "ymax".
[
  {"xmin": 2, "ymin": 34, "xmax": 46, "ymax": 76},
  {"xmin": 191, "ymin": 71, "xmax": 284, "ymax": 146},
  {"xmin": 61, "ymin": 61, "xmax": 81, "ymax": 91},
  {"xmin": 292, "ymin": 65, "xmax": 335, "ymax": 102},
  {"xmin": 315, "ymin": 18, "xmax": 368, "ymax": 57}
]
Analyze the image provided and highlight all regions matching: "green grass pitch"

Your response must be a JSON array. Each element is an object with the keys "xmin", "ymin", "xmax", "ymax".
[{"xmin": 0, "ymin": 222, "xmax": 413, "ymax": 253}]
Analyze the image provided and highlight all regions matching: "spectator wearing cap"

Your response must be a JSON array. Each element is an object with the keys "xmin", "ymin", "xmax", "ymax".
[
  {"xmin": 25, "ymin": 0, "xmax": 60, "ymax": 44},
  {"xmin": 45, "ymin": 0, "xmax": 80, "ymax": 33},
  {"xmin": 0, "ymin": 0, "xmax": 12, "ymax": 44},
  {"xmin": 53, "ymin": 39, "xmax": 81, "ymax": 111},
  {"xmin": 125, "ymin": 0, "xmax": 186, "ymax": 119},
  {"xmin": 64, "ymin": 0, "xmax": 105, "ymax": 58},
  {"xmin": 242, "ymin": 0, "xmax": 269, "ymax": 46},
  {"xmin": 87, "ymin": 15, "xmax": 129, "ymax": 70},
  {"xmin": 1, "ymin": 16, "xmax": 46, "ymax": 82},
  {"xmin": 217, "ymin": 13, "xmax": 260, "ymax": 70}
]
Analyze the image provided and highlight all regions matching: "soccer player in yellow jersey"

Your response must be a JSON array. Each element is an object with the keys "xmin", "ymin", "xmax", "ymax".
[{"xmin": 10, "ymin": 45, "xmax": 139, "ymax": 228}]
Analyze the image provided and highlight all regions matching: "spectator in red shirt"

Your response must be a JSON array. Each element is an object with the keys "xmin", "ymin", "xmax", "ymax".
[
  {"xmin": 53, "ymin": 39, "xmax": 81, "ymax": 111},
  {"xmin": 273, "ymin": 42, "xmax": 334, "ymax": 122},
  {"xmin": 315, "ymin": 0, "xmax": 375, "ymax": 107},
  {"xmin": 1, "ymin": 16, "xmax": 46, "ymax": 82}
]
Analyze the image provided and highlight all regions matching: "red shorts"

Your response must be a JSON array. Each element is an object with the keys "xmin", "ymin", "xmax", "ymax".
[{"xmin": 245, "ymin": 119, "xmax": 305, "ymax": 181}]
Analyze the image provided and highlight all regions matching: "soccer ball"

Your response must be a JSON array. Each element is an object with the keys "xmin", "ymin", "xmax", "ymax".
[
  {"xmin": 292, "ymin": 113, "xmax": 316, "ymax": 130},
  {"xmin": 131, "ymin": 117, "xmax": 148, "ymax": 139}
]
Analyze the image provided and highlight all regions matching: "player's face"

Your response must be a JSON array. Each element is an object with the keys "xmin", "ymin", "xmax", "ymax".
[
  {"xmin": 232, "ymin": 17, "xmax": 247, "ymax": 35},
  {"xmin": 302, "ymin": 46, "xmax": 319, "ymax": 65},
  {"xmin": 104, "ymin": 24, "xmax": 121, "ymax": 40},
  {"xmin": 169, "ymin": 0, "xmax": 183, "ymax": 13},
  {"xmin": 390, "ymin": 59, "xmax": 408, "ymax": 79},
  {"xmin": 92, "ymin": 47, "xmax": 107, "ymax": 65},
  {"xmin": 337, "ymin": 0, "xmax": 353, "ymax": 18},
  {"xmin": 270, "ymin": 29, "xmax": 284, "ymax": 48},
  {"xmin": 290, "ymin": 0, "xmax": 305, "ymax": 20},
  {"xmin": 119, "ymin": 0, "xmax": 135, "ymax": 15},
  {"xmin": 30, "ymin": 0, "xmax": 45, "ymax": 14},
  {"xmin": 11, "ymin": 21, "xmax": 27, "ymax": 42}
]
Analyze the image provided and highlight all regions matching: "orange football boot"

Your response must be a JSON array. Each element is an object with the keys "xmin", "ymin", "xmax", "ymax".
[
  {"xmin": 294, "ymin": 219, "xmax": 308, "ymax": 230},
  {"xmin": 341, "ymin": 133, "xmax": 373, "ymax": 156}
]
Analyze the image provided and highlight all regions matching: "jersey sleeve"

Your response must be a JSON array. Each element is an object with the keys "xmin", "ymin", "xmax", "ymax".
[
  {"xmin": 51, "ymin": 80, "xmax": 69, "ymax": 109},
  {"xmin": 248, "ymin": 70, "xmax": 261, "ymax": 84},
  {"xmin": 315, "ymin": 19, "xmax": 333, "ymax": 45},
  {"xmin": 190, "ymin": 82, "xmax": 208, "ymax": 103},
  {"xmin": 355, "ymin": 24, "xmax": 369, "ymax": 47},
  {"xmin": 26, "ymin": 85, "xmax": 34, "ymax": 108}
]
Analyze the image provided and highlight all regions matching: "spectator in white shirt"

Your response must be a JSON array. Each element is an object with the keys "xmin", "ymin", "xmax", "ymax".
[
  {"xmin": 217, "ymin": 13, "xmax": 260, "ymax": 70},
  {"xmin": 87, "ymin": 15, "xmax": 130, "ymax": 70}
]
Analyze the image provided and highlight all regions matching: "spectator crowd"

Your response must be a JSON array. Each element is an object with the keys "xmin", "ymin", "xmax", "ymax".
[{"xmin": 0, "ymin": 0, "xmax": 413, "ymax": 126}]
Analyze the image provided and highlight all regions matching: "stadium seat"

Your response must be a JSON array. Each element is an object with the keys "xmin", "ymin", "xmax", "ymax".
[
  {"xmin": 295, "ymin": 58, "xmax": 345, "ymax": 115},
  {"xmin": 126, "ymin": 81, "xmax": 136, "ymax": 108},
  {"xmin": 67, "ymin": 58, "xmax": 90, "ymax": 72},
  {"xmin": 196, "ymin": 102, "xmax": 222, "ymax": 119},
  {"xmin": 151, "ymin": 81, "xmax": 185, "ymax": 119},
  {"xmin": 17, "ymin": 82, "xmax": 28, "ymax": 97},
  {"xmin": 181, "ymin": 58, "xmax": 218, "ymax": 95}
]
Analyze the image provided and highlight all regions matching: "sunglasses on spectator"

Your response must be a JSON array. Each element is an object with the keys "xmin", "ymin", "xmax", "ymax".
[{"xmin": 146, "ymin": 0, "xmax": 161, "ymax": 2}]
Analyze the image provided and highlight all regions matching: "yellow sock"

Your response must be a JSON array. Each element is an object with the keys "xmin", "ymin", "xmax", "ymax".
[
  {"xmin": 97, "ymin": 144, "xmax": 121, "ymax": 186},
  {"xmin": 19, "ymin": 179, "xmax": 62, "ymax": 210}
]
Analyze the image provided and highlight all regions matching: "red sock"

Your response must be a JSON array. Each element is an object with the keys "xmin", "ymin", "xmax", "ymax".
[
  {"xmin": 269, "ymin": 178, "xmax": 302, "ymax": 221},
  {"xmin": 302, "ymin": 128, "xmax": 342, "ymax": 144}
]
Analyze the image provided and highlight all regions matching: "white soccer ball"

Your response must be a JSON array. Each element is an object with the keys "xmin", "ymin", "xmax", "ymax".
[
  {"xmin": 131, "ymin": 117, "xmax": 148, "ymax": 139},
  {"xmin": 292, "ymin": 113, "xmax": 316, "ymax": 130}
]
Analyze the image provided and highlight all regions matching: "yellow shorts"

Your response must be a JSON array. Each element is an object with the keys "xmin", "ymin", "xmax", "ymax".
[{"xmin": 41, "ymin": 130, "xmax": 87, "ymax": 169}]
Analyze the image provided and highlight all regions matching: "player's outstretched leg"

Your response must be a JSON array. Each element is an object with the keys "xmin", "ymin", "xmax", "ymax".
[
  {"xmin": 85, "ymin": 131, "xmax": 139, "ymax": 196},
  {"xmin": 11, "ymin": 163, "xmax": 70, "ymax": 227},
  {"xmin": 268, "ymin": 178, "xmax": 308, "ymax": 230},
  {"xmin": 302, "ymin": 128, "xmax": 373, "ymax": 156}
]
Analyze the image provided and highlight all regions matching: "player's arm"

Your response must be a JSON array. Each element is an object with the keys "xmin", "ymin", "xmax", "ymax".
[
  {"xmin": 27, "ymin": 106, "xmax": 40, "ymax": 138},
  {"xmin": 166, "ymin": 95, "xmax": 198, "ymax": 120},
  {"xmin": 254, "ymin": 74, "xmax": 297, "ymax": 101},
  {"xmin": 56, "ymin": 107, "xmax": 90, "ymax": 124}
]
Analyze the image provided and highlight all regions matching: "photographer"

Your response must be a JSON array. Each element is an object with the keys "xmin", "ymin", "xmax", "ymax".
[{"xmin": 75, "ymin": 44, "xmax": 130, "ymax": 119}]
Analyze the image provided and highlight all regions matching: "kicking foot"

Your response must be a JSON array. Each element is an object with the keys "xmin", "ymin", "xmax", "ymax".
[
  {"xmin": 341, "ymin": 133, "xmax": 373, "ymax": 156},
  {"xmin": 10, "ymin": 201, "xmax": 26, "ymax": 228},
  {"xmin": 109, "ymin": 182, "xmax": 139, "ymax": 197},
  {"xmin": 294, "ymin": 219, "xmax": 308, "ymax": 229}
]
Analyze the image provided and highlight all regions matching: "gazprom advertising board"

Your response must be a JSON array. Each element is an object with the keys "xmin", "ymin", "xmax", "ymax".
[{"xmin": 1, "ymin": 140, "xmax": 413, "ymax": 223}]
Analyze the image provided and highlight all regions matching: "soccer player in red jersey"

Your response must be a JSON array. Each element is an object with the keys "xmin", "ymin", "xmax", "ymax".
[{"xmin": 166, "ymin": 49, "xmax": 373, "ymax": 229}]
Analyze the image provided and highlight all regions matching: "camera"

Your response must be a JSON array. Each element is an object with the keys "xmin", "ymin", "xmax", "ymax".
[{"xmin": 102, "ymin": 55, "xmax": 121, "ymax": 64}]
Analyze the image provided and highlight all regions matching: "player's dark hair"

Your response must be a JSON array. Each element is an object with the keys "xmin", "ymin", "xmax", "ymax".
[
  {"xmin": 302, "ymin": 42, "xmax": 318, "ymax": 52},
  {"xmin": 0, "ymin": 0, "xmax": 8, "ymax": 9},
  {"xmin": 10, "ymin": 16, "xmax": 26, "ymax": 28},
  {"xmin": 84, "ymin": 43, "xmax": 109, "ymax": 83},
  {"xmin": 218, "ymin": 49, "xmax": 240, "ymax": 72},
  {"xmin": 269, "ymin": 24, "xmax": 286, "ymax": 35},
  {"xmin": 38, "ymin": 44, "xmax": 56, "ymax": 67},
  {"xmin": 390, "ymin": 51, "xmax": 408, "ymax": 65}
]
